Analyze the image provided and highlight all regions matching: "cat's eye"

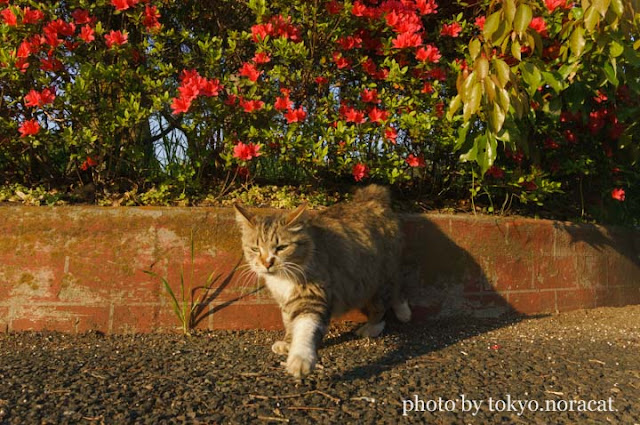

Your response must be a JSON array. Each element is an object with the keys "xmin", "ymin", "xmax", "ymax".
[
  {"xmin": 250, "ymin": 247, "xmax": 259, "ymax": 253},
  {"xmin": 276, "ymin": 245, "xmax": 289, "ymax": 252}
]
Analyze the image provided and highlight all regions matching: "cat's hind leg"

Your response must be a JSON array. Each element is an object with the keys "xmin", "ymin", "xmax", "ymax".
[
  {"xmin": 356, "ymin": 296, "xmax": 386, "ymax": 338},
  {"xmin": 272, "ymin": 311, "xmax": 292, "ymax": 355}
]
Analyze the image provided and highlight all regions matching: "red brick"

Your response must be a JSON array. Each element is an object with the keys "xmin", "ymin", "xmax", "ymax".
[
  {"xmin": 533, "ymin": 255, "xmax": 578, "ymax": 289},
  {"xmin": 463, "ymin": 293, "xmax": 511, "ymax": 315},
  {"xmin": 210, "ymin": 303, "xmax": 282, "ymax": 330},
  {"xmin": 556, "ymin": 288, "xmax": 597, "ymax": 312},
  {"xmin": 576, "ymin": 255, "xmax": 608, "ymax": 289},
  {"xmin": 607, "ymin": 255, "xmax": 640, "ymax": 287},
  {"xmin": 486, "ymin": 255, "xmax": 534, "ymax": 292},
  {"xmin": 10, "ymin": 305, "xmax": 110, "ymax": 333},
  {"xmin": 507, "ymin": 291, "xmax": 556, "ymax": 315},
  {"xmin": 0, "ymin": 307, "xmax": 9, "ymax": 332}
]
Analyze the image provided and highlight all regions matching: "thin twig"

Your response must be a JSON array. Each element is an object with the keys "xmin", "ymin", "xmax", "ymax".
[
  {"xmin": 284, "ymin": 406, "xmax": 336, "ymax": 412},
  {"xmin": 257, "ymin": 416, "xmax": 289, "ymax": 423}
]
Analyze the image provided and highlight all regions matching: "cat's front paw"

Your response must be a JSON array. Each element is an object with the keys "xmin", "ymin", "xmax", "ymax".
[
  {"xmin": 271, "ymin": 340, "xmax": 290, "ymax": 355},
  {"xmin": 286, "ymin": 353, "xmax": 316, "ymax": 378}
]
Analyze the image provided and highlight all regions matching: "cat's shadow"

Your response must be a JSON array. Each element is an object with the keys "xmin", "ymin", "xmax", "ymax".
[{"xmin": 320, "ymin": 214, "xmax": 538, "ymax": 382}]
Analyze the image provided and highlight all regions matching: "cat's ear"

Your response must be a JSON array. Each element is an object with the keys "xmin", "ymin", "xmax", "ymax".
[
  {"xmin": 234, "ymin": 203, "xmax": 255, "ymax": 229},
  {"xmin": 285, "ymin": 202, "xmax": 308, "ymax": 231}
]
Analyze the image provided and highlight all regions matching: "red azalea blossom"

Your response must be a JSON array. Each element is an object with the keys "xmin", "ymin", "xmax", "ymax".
[
  {"xmin": 326, "ymin": 1, "xmax": 343, "ymax": 14},
  {"xmin": 315, "ymin": 76, "xmax": 328, "ymax": 85},
  {"xmin": 421, "ymin": 82, "xmax": 434, "ymax": 94},
  {"xmin": 475, "ymin": 16, "xmax": 486, "ymax": 30},
  {"xmin": 611, "ymin": 188, "xmax": 625, "ymax": 202},
  {"xmin": 18, "ymin": 119, "xmax": 40, "ymax": 137},
  {"xmin": 71, "ymin": 9, "xmax": 93, "ymax": 25},
  {"xmin": 143, "ymin": 5, "xmax": 161, "ymax": 30},
  {"xmin": 392, "ymin": 32, "xmax": 423, "ymax": 49},
  {"xmin": 239, "ymin": 98, "xmax": 264, "ymax": 113},
  {"xmin": 416, "ymin": 44, "xmax": 441, "ymax": 63},
  {"xmin": 332, "ymin": 52, "xmax": 352, "ymax": 69},
  {"xmin": 233, "ymin": 141, "xmax": 261, "ymax": 161},
  {"xmin": 416, "ymin": 0, "xmax": 438, "ymax": 15},
  {"xmin": 15, "ymin": 58, "xmax": 30, "ymax": 72},
  {"xmin": 529, "ymin": 17, "xmax": 548, "ymax": 37},
  {"xmin": 337, "ymin": 34, "xmax": 363, "ymax": 50},
  {"xmin": 545, "ymin": 0, "xmax": 570, "ymax": 12},
  {"xmin": 275, "ymin": 95, "xmax": 293, "ymax": 111},
  {"xmin": 361, "ymin": 88, "xmax": 380, "ymax": 103},
  {"xmin": 520, "ymin": 181, "xmax": 538, "ymax": 191},
  {"xmin": 368, "ymin": 107, "xmax": 388, "ymax": 123},
  {"xmin": 239, "ymin": 62, "xmax": 261, "ymax": 82},
  {"xmin": 384, "ymin": 127, "xmax": 398, "ymax": 143},
  {"xmin": 544, "ymin": 138, "xmax": 560, "ymax": 150},
  {"xmin": 200, "ymin": 78, "xmax": 221, "ymax": 97},
  {"xmin": 406, "ymin": 154, "xmax": 426, "ymax": 167},
  {"xmin": 351, "ymin": 1, "xmax": 367, "ymax": 17},
  {"xmin": 285, "ymin": 107, "xmax": 307, "ymax": 123},
  {"xmin": 40, "ymin": 56, "xmax": 63, "ymax": 72},
  {"xmin": 486, "ymin": 165, "xmax": 505, "ymax": 178},
  {"xmin": 1, "ymin": 8, "xmax": 17, "ymax": 26},
  {"xmin": 352, "ymin": 163, "xmax": 369, "ymax": 181},
  {"xmin": 104, "ymin": 30, "xmax": 128, "ymax": 48},
  {"xmin": 24, "ymin": 88, "xmax": 56, "ymax": 107},
  {"xmin": 17, "ymin": 41, "xmax": 31, "ymax": 58},
  {"xmin": 441, "ymin": 22, "xmax": 462, "ymax": 37},
  {"xmin": 111, "ymin": 0, "xmax": 139, "ymax": 11},
  {"xmin": 342, "ymin": 106, "xmax": 366, "ymax": 124},
  {"xmin": 22, "ymin": 7, "xmax": 45, "ymax": 24},
  {"xmin": 80, "ymin": 156, "xmax": 98, "ymax": 171},
  {"xmin": 252, "ymin": 51, "xmax": 271, "ymax": 64},
  {"xmin": 80, "ymin": 25, "xmax": 95, "ymax": 43},
  {"xmin": 170, "ymin": 96, "xmax": 192, "ymax": 115}
]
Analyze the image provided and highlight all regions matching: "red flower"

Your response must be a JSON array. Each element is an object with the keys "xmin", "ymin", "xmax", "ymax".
[
  {"xmin": 361, "ymin": 88, "xmax": 379, "ymax": 103},
  {"xmin": 315, "ymin": 76, "xmax": 328, "ymax": 85},
  {"xmin": 239, "ymin": 62, "xmax": 261, "ymax": 82},
  {"xmin": 233, "ymin": 142, "xmax": 262, "ymax": 161},
  {"xmin": 40, "ymin": 56, "xmax": 63, "ymax": 72},
  {"xmin": 384, "ymin": 127, "xmax": 398, "ymax": 143},
  {"xmin": 406, "ymin": 154, "xmax": 426, "ymax": 168},
  {"xmin": 611, "ymin": 188, "xmax": 625, "ymax": 202},
  {"xmin": 474, "ymin": 16, "xmax": 486, "ymax": 30},
  {"xmin": 80, "ymin": 156, "xmax": 98, "ymax": 171},
  {"xmin": 104, "ymin": 30, "xmax": 128, "ymax": 48},
  {"xmin": 529, "ymin": 17, "xmax": 548, "ymax": 37},
  {"xmin": 251, "ymin": 23, "xmax": 272, "ymax": 42},
  {"xmin": 17, "ymin": 41, "xmax": 31, "ymax": 58},
  {"xmin": 368, "ymin": 107, "xmax": 388, "ymax": 123},
  {"xmin": 421, "ymin": 82, "xmax": 434, "ymax": 94},
  {"xmin": 79, "ymin": 25, "xmax": 95, "ymax": 43},
  {"xmin": 275, "ymin": 95, "xmax": 293, "ymax": 111},
  {"xmin": 143, "ymin": 5, "xmax": 161, "ymax": 30},
  {"xmin": 392, "ymin": 32, "xmax": 422, "ymax": 49},
  {"xmin": 22, "ymin": 7, "xmax": 45, "ymax": 24},
  {"xmin": 332, "ymin": 52, "xmax": 352, "ymax": 69},
  {"xmin": 441, "ymin": 22, "xmax": 462, "ymax": 37},
  {"xmin": 326, "ymin": 1, "xmax": 343, "ymax": 14},
  {"xmin": 15, "ymin": 58, "xmax": 29, "ymax": 73},
  {"xmin": 352, "ymin": 163, "xmax": 369, "ymax": 181},
  {"xmin": 1, "ymin": 8, "xmax": 17, "ymax": 26},
  {"xmin": 416, "ymin": 44, "xmax": 441, "ymax": 63},
  {"xmin": 200, "ymin": 78, "xmax": 221, "ymax": 97},
  {"xmin": 416, "ymin": 0, "xmax": 438, "ymax": 15},
  {"xmin": 435, "ymin": 102, "xmax": 445, "ymax": 118},
  {"xmin": 18, "ymin": 119, "xmax": 40, "ymax": 137},
  {"xmin": 351, "ymin": 1, "xmax": 367, "ymax": 17},
  {"xmin": 71, "ymin": 9, "xmax": 93, "ymax": 25},
  {"xmin": 545, "ymin": 0, "xmax": 570, "ymax": 12},
  {"xmin": 170, "ymin": 96, "xmax": 192, "ymax": 115},
  {"xmin": 111, "ymin": 0, "xmax": 139, "ymax": 11},
  {"xmin": 285, "ymin": 107, "xmax": 307, "ymax": 123},
  {"xmin": 342, "ymin": 106, "xmax": 366, "ymax": 124},
  {"xmin": 543, "ymin": 138, "xmax": 560, "ymax": 150},
  {"xmin": 486, "ymin": 165, "xmax": 505, "ymax": 178},
  {"xmin": 239, "ymin": 98, "xmax": 264, "ymax": 113},
  {"xmin": 252, "ymin": 52, "xmax": 271, "ymax": 64},
  {"xmin": 24, "ymin": 88, "xmax": 56, "ymax": 108}
]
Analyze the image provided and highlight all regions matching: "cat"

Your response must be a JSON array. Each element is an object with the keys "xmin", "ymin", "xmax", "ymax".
[{"xmin": 234, "ymin": 184, "xmax": 411, "ymax": 378}]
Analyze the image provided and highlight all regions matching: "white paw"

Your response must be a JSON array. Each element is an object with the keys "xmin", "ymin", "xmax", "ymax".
[
  {"xmin": 355, "ymin": 320, "xmax": 385, "ymax": 338},
  {"xmin": 271, "ymin": 340, "xmax": 290, "ymax": 355},
  {"xmin": 393, "ymin": 301, "xmax": 412, "ymax": 323},
  {"xmin": 286, "ymin": 353, "xmax": 316, "ymax": 378}
]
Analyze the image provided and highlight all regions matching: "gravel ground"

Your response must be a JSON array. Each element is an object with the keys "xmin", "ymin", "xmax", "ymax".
[{"xmin": 1, "ymin": 306, "xmax": 639, "ymax": 424}]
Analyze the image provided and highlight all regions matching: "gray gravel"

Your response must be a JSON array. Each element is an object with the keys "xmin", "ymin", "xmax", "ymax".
[{"xmin": 1, "ymin": 306, "xmax": 639, "ymax": 424}]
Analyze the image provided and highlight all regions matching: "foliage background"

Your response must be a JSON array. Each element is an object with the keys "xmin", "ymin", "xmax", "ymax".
[{"xmin": 0, "ymin": 0, "xmax": 638, "ymax": 225}]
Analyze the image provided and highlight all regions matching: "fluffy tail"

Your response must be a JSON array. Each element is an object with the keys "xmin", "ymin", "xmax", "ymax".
[{"xmin": 353, "ymin": 184, "xmax": 392, "ymax": 207}]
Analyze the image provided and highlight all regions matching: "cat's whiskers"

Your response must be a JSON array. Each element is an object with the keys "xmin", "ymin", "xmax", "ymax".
[
  {"xmin": 281, "ymin": 261, "xmax": 308, "ymax": 285},
  {"xmin": 236, "ymin": 266, "xmax": 258, "ymax": 295}
]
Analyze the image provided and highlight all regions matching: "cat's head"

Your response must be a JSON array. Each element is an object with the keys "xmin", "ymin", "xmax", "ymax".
[{"xmin": 234, "ymin": 203, "xmax": 313, "ymax": 280}]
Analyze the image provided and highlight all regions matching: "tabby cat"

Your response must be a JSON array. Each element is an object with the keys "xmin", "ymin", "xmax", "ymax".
[{"xmin": 234, "ymin": 185, "xmax": 411, "ymax": 378}]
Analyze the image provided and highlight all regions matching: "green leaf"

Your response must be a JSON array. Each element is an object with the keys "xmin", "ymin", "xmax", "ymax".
[
  {"xmin": 483, "ymin": 11, "xmax": 502, "ymax": 40},
  {"xmin": 513, "ymin": 4, "xmax": 533, "ymax": 34},
  {"xmin": 610, "ymin": 0, "xmax": 623, "ymax": 15},
  {"xmin": 603, "ymin": 61, "xmax": 619, "ymax": 86},
  {"xmin": 609, "ymin": 41, "xmax": 624, "ymax": 58},
  {"xmin": 570, "ymin": 26, "xmax": 586, "ymax": 59},
  {"xmin": 542, "ymin": 71, "xmax": 564, "ymax": 93},
  {"xmin": 488, "ymin": 103, "xmax": 506, "ymax": 133},
  {"xmin": 493, "ymin": 58, "xmax": 511, "ymax": 88},
  {"xmin": 447, "ymin": 94, "xmax": 463, "ymax": 120},
  {"xmin": 463, "ymin": 82, "xmax": 482, "ymax": 121},
  {"xmin": 583, "ymin": 6, "xmax": 599, "ymax": 32},
  {"xmin": 592, "ymin": 0, "xmax": 611, "ymax": 16},
  {"xmin": 511, "ymin": 40, "xmax": 522, "ymax": 61},
  {"xmin": 469, "ymin": 38, "xmax": 481, "ymax": 60}
]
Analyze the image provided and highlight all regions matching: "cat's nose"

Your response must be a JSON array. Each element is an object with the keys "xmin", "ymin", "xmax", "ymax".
[{"xmin": 262, "ymin": 256, "xmax": 275, "ymax": 270}]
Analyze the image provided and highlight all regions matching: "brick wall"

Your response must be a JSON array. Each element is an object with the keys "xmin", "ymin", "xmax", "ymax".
[{"xmin": 0, "ymin": 207, "xmax": 638, "ymax": 333}]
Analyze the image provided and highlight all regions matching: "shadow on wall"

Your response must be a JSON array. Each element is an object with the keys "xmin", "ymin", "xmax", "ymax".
[{"xmin": 320, "ymin": 214, "xmax": 531, "ymax": 381}]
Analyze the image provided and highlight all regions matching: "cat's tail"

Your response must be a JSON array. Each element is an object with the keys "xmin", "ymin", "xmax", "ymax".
[{"xmin": 353, "ymin": 184, "xmax": 391, "ymax": 207}]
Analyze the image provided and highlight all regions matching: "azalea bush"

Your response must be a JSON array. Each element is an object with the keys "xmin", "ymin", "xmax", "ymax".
[{"xmin": 0, "ymin": 0, "xmax": 638, "ymax": 224}]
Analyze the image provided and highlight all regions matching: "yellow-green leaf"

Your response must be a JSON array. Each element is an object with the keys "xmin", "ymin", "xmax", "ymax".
[
  {"xmin": 570, "ymin": 26, "xmax": 586, "ymax": 59},
  {"xmin": 483, "ymin": 11, "xmax": 502, "ymax": 40},
  {"xmin": 514, "ymin": 4, "xmax": 533, "ymax": 34},
  {"xmin": 493, "ymin": 58, "xmax": 511, "ymax": 88},
  {"xmin": 476, "ymin": 57, "xmax": 489, "ymax": 80},
  {"xmin": 469, "ymin": 38, "xmax": 482, "ymax": 60}
]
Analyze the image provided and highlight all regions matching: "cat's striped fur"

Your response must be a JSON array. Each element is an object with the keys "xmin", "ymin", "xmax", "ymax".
[{"xmin": 234, "ymin": 185, "xmax": 411, "ymax": 378}]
